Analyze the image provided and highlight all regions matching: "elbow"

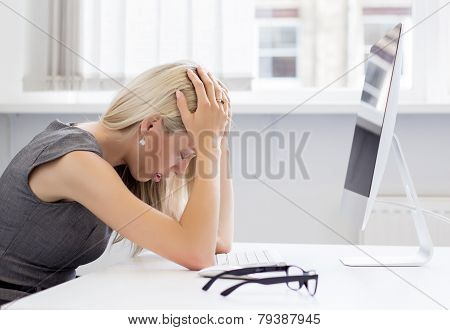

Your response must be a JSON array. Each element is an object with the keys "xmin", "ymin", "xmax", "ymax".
[
  {"xmin": 180, "ymin": 239, "xmax": 233, "ymax": 271},
  {"xmin": 183, "ymin": 250, "xmax": 216, "ymax": 271},
  {"xmin": 215, "ymin": 238, "xmax": 232, "ymax": 255}
]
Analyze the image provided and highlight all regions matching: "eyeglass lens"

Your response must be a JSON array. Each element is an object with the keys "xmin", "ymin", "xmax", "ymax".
[{"xmin": 286, "ymin": 266, "xmax": 317, "ymax": 295}]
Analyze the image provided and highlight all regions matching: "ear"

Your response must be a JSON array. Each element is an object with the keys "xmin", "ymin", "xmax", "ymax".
[{"xmin": 140, "ymin": 115, "xmax": 162, "ymax": 135}]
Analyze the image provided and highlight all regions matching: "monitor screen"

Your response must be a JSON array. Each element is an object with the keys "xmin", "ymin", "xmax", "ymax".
[{"xmin": 344, "ymin": 25, "xmax": 401, "ymax": 197}]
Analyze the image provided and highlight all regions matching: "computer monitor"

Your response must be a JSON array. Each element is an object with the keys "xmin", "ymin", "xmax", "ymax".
[
  {"xmin": 342, "ymin": 23, "xmax": 403, "ymax": 233},
  {"xmin": 340, "ymin": 23, "xmax": 433, "ymax": 266}
]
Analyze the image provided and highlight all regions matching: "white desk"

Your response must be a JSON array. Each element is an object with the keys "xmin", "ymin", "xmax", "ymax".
[{"xmin": 3, "ymin": 242, "xmax": 450, "ymax": 310}]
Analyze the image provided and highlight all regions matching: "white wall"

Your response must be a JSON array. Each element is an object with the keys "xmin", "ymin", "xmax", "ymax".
[{"xmin": 1, "ymin": 112, "xmax": 450, "ymax": 250}]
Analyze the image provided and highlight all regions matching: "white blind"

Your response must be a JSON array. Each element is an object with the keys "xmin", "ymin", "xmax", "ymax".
[{"xmin": 70, "ymin": 0, "xmax": 255, "ymax": 90}]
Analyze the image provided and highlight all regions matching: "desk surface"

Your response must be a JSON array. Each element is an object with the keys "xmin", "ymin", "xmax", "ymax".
[{"xmin": 3, "ymin": 243, "xmax": 450, "ymax": 310}]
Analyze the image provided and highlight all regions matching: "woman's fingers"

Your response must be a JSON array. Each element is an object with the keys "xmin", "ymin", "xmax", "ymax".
[
  {"xmin": 181, "ymin": 66, "xmax": 229, "ymax": 147},
  {"xmin": 217, "ymin": 79, "xmax": 230, "ymax": 106},
  {"xmin": 206, "ymin": 72, "xmax": 231, "ymax": 138},
  {"xmin": 222, "ymin": 88, "xmax": 230, "ymax": 104},
  {"xmin": 196, "ymin": 66, "xmax": 218, "ymax": 107},
  {"xmin": 186, "ymin": 69, "xmax": 209, "ymax": 107},
  {"xmin": 207, "ymin": 72, "xmax": 229, "ymax": 112},
  {"xmin": 175, "ymin": 90, "xmax": 192, "ymax": 125},
  {"xmin": 217, "ymin": 79, "xmax": 229, "ymax": 94}
]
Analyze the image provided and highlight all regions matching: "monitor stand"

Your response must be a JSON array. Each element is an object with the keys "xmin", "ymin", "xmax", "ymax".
[{"xmin": 340, "ymin": 134, "xmax": 433, "ymax": 267}]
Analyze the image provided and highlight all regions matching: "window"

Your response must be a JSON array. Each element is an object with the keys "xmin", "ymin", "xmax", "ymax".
[
  {"xmin": 21, "ymin": 0, "xmax": 450, "ymax": 107},
  {"xmin": 362, "ymin": 3, "xmax": 412, "ymax": 87},
  {"xmin": 256, "ymin": 9, "xmax": 301, "ymax": 79},
  {"xmin": 253, "ymin": 0, "xmax": 413, "ymax": 90},
  {"xmin": 24, "ymin": 0, "xmax": 255, "ymax": 92}
]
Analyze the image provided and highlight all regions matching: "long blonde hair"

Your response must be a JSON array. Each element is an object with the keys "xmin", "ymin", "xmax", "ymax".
[{"xmin": 100, "ymin": 60, "xmax": 205, "ymax": 257}]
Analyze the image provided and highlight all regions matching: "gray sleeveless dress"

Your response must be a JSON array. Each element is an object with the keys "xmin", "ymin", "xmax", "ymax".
[{"xmin": 0, "ymin": 119, "xmax": 113, "ymax": 306}]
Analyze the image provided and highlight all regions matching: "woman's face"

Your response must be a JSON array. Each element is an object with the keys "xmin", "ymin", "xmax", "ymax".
[{"xmin": 129, "ymin": 117, "xmax": 196, "ymax": 183}]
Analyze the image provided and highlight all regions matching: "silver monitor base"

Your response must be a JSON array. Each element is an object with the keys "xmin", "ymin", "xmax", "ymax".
[
  {"xmin": 340, "ymin": 248, "xmax": 432, "ymax": 267},
  {"xmin": 340, "ymin": 135, "xmax": 433, "ymax": 267}
]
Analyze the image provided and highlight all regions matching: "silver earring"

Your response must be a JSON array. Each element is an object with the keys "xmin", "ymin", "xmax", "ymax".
[{"xmin": 139, "ymin": 138, "xmax": 146, "ymax": 146}]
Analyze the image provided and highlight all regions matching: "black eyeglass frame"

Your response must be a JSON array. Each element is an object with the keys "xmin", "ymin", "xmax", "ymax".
[{"xmin": 201, "ymin": 264, "xmax": 318, "ymax": 297}]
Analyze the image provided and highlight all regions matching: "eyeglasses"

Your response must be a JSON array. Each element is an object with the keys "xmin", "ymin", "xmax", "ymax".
[{"xmin": 202, "ymin": 264, "xmax": 318, "ymax": 297}]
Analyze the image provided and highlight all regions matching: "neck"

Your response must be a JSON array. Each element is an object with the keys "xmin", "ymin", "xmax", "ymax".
[{"xmin": 75, "ymin": 121, "xmax": 132, "ymax": 167}]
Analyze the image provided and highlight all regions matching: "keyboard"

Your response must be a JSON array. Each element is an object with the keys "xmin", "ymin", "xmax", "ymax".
[
  {"xmin": 198, "ymin": 249, "xmax": 286, "ymax": 278},
  {"xmin": 215, "ymin": 249, "xmax": 280, "ymax": 266}
]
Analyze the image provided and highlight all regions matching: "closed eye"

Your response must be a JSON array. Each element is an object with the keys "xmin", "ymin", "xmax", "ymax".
[{"xmin": 180, "ymin": 151, "xmax": 196, "ymax": 160}]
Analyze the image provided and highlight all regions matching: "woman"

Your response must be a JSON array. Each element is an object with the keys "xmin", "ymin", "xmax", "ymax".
[{"xmin": 0, "ymin": 61, "xmax": 234, "ymax": 305}]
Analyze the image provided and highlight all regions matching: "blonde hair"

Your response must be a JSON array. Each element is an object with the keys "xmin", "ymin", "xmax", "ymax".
[{"xmin": 100, "ymin": 60, "xmax": 208, "ymax": 257}]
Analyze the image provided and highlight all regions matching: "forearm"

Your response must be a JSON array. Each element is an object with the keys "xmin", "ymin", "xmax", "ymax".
[
  {"xmin": 179, "ymin": 146, "xmax": 222, "ymax": 260},
  {"xmin": 216, "ymin": 140, "xmax": 234, "ymax": 253}
]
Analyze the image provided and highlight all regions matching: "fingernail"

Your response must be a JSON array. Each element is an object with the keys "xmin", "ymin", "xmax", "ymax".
[{"xmin": 175, "ymin": 90, "xmax": 181, "ymax": 98}]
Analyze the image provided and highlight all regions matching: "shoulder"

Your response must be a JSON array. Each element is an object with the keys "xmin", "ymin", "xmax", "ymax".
[
  {"xmin": 59, "ymin": 148, "xmax": 106, "ymax": 168},
  {"xmin": 27, "ymin": 125, "xmax": 103, "ymax": 176},
  {"xmin": 29, "ymin": 150, "xmax": 120, "ymax": 204},
  {"xmin": 57, "ymin": 150, "xmax": 119, "ymax": 188}
]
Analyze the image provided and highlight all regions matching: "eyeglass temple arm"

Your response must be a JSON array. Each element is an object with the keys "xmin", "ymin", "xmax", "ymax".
[
  {"xmin": 202, "ymin": 265, "xmax": 286, "ymax": 291},
  {"xmin": 220, "ymin": 275, "xmax": 312, "ymax": 297}
]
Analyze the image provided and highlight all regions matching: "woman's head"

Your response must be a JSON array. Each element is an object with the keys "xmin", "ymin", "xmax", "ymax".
[
  {"xmin": 100, "ymin": 60, "xmax": 227, "ymax": 256},
  {"xmin": 101, "ymin": 60, "xmax": 200, "ymax": 183}
]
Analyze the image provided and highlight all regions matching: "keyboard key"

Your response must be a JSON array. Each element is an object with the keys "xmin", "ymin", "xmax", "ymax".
[
  {"xmin": 228, "ymin": 253, "xmax": 239, "ymax": 265},
  {"xmin": 216, "ymin": 254, "xmax": 228, "ymax": 265},
  {"xmin": 246, "ymin": 251, "xmax": 259, "ymax": 264},
  {"xmin": 236, "ymin": 252, "xmax": 248, "ymax": 265},
  {"xmin": 255, "ymin": 250, "xmax": 269, "ymax": 263},
  {"xmin": 263, "ymin": 249, "xmax": 274, "ymax": 263}
]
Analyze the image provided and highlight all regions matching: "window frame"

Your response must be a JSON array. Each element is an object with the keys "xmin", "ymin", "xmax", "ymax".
[{"xmin": 255, "ymin": 17, "xmax": 302, "ymax": 81}]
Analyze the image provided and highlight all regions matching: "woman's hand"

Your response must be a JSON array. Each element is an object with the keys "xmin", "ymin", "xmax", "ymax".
[
  {"xmin": 176, "ymin": 66, "xmax": 228, "ymax": 151},
  {"xmin": 210, "ymin": 73, "xmax": 231, "ymax": 139}
]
